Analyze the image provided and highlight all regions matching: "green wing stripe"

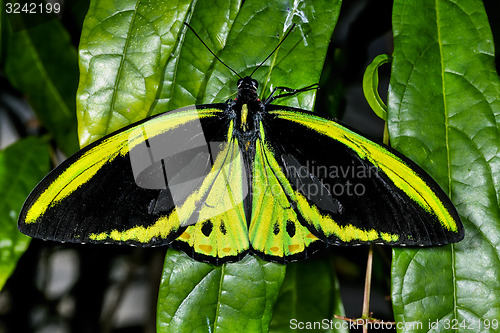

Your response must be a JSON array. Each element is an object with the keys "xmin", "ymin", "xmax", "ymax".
[
  {"xmin": 249, "ymin": 137, "xmax": 319, "ymax": 260},
  {"xmin": 271, "ymin": 110, "xmax": 459, "ymax": 233},
  {"xmin": 25, "ymin": 108, "xmax": 221, "ymax": 225}
]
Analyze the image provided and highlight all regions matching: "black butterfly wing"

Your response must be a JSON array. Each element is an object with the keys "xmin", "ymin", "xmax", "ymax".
[
  {"xmin": 258, "ymin": 106, "xmax": 463, "ymax": 246},
  {"xmin": 19, "ymin": 105, "xmax": 250, "ymax": 259}
]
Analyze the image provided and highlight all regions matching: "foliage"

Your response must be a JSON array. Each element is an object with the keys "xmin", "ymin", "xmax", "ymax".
[
  {"xmin": 0, "ymin": 0, "xmax": 499, "ymax": 332},
  {"xmin": 0, "ymin": 137, "xmax": 50, "ymax": 289},
  {"xmin": 389, "ymin": 1, "xmax": 500, "ymax": 331}
]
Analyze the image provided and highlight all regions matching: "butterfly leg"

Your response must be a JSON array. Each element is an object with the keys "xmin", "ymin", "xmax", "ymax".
[{"xmin": 264, "ymin": 83, "xmax": 320, "ymax": 104}]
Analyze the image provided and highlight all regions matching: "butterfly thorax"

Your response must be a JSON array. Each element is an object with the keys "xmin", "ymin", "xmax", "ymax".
[{"xmin": 231, "ymin": 76, "xmax": 264, "ymax": 151}]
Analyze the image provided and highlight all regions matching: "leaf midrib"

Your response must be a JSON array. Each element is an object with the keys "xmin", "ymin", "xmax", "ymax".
[
  {"xmin": 21, "ymin": 30, "xmax": 73, "ymax": 118},
  {"xmin": 214, "ymin": 264, "xmax": 226, "ymax": 332},
  {"xmin": 435, "ymin": 1, "xmax": 458, "ymax": 330},
  {"xmin": 105, "ymin": 0, "xmax": 142, "ymax": 135}
]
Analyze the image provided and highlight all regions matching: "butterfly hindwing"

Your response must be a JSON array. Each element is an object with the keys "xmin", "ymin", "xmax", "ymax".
[
  {"xmin": 261, "ymin": 106, "xmax": 463, "ymax": 246},
  {"xmin": 18, "ymin": 105, "xmax": 239, "ymax": 251},
  {"xmin": 172, "ymin": 133, "xmax": 250, "ymax": 263},
  {"xmin": 249, "ymin": 137, "xmax": 321, "ymax": 263}
]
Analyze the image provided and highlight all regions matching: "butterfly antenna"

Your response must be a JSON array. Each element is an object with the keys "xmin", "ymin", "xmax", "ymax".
[
  {"xmin": 249, "ymin": 23, "xmax": 296, "ymax": 77},
  {"xmin": 184, "ymin": 22, "xmax": 242, "ymax": 79}
]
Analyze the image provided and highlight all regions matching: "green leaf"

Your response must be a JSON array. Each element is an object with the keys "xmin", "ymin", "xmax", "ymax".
[
  {"xmin": 0, "ymin": 137, "xmax": 50, "ymax": 290},
  {"xmin": 389, "ymin": 0, "xmax": 500, "ymax": 331},
  {"xmin": 77, "ymin": 0, "xmax": 342, "ymax": 147},
  {"xmin": 153, "ymin": 0, "xmax": 341, "ymax": 112},
  {"xmin": 152, "ymin": 0, "xmax": 242, "ymax": 112},
  {"xmin": 157, "ymin": 249, "xmax": 286, "ymax": 333},
  {"xmin": 269, "ymin": 259, "xmax": 348, "ymax": 333},
  {"xmin": 76, "ymin": 0, "xmax": 195, "ymax": 146},
  {"xmin": 156, "ymin": 1, "xmax": 340, "ymax": 330},
  {"xmin": 77, "ymin": 0, "xmax": 342, "ymax": 331},
  {"xmin": 3, "ymin": 18, "xmax": 79, "ymax": 155},
  {"xmin": 363, "ymin": 54, "xmax": 390, "ymax": 121}
]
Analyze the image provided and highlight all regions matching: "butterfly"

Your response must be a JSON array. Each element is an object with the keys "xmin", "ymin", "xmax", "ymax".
[{"xmin": 18, "ymin": 25, "xmax": 463, "ymax": 265}]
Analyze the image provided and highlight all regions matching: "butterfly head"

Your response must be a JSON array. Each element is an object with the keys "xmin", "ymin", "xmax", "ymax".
[
  {"xmin": 235, "ymin": 76, "xmax": 261, "ymax": 105},
  {"xmin": 237, "ymin": 76, "xmax": 258, "ymax": 93}
]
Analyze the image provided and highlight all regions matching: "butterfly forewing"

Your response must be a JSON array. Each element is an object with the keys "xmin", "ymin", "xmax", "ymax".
[
  {"xmin": 18, "ymin": 106, "xmax": 239, "ymax": 248},
  {"xmin": 263, "ymin": 107, "xmax": 463, "ymax": 246}
]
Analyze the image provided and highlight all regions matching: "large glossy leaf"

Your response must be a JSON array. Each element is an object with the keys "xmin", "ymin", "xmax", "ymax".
[
  {"xmin": 157, "ymin": 249, "xmax": 285, "ymax": 333},
  {"xmin": 2, "ymin": 17, "xmax": 79, "ymax": 155},
  {"xmin": 389, "ymin": 0, "xmax": 500, "ymax": 331},
  {"xmin": 153, "ymin": 0, "xmax": 339, "ymax": 111},
  {"xmin": 77, "ymin": 0, "xmax": 342, "ymax": 331},
  {"xmin": 0, "ymin": 138, "xmax": 50, "ymax": 290},
  {"xmin": 76, "ymin": 0, "xmax": 195, "ymax": 146},
  {"xmin": 156, "ymin": 1, "xmax": 341, "ymax": 331},
  {"xmin": 268, "ymin": 259, "xmax": 348, "ymax": 333}
]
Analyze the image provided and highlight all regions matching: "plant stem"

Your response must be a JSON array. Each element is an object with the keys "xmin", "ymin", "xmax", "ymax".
[
  {"xmin": 362, "ymin": 103, "xmax": 386, "ymax": 333},
  {"xmin": 362, "ymin": 245, "xmax": 374, "ymax": 333}
]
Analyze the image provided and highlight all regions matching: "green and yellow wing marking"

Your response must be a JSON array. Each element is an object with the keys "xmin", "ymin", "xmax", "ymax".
[
  {"xmin": 173, "ymin": 133, "xmax": 250, "ymax": 263},
  {"xmin": 249, "ymin": 137, "xmax": 320, "ymax": 262}
]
